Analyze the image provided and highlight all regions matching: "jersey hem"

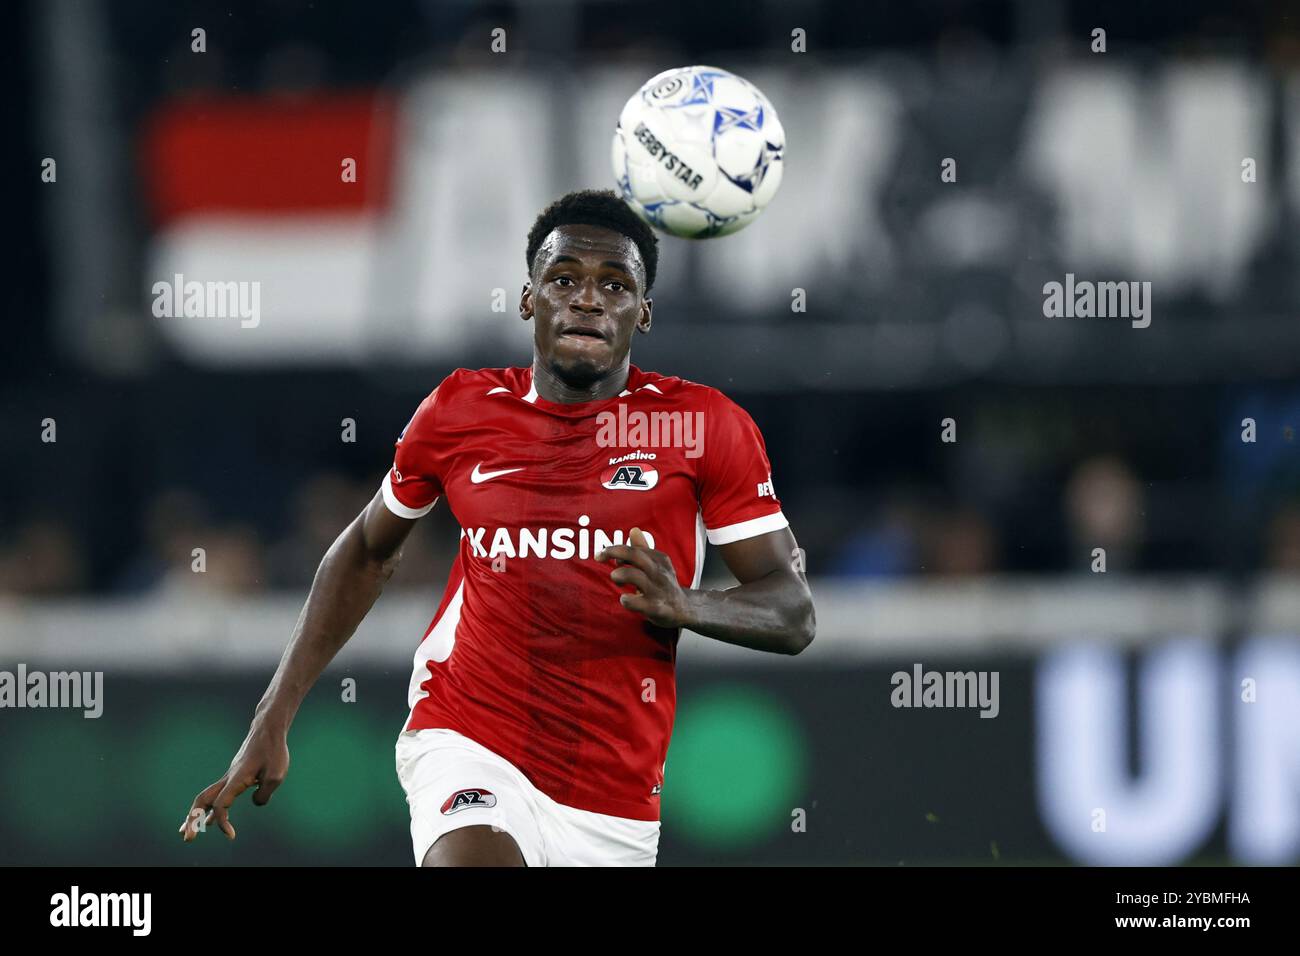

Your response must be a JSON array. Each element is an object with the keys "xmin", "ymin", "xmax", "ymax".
[{"xmin": 404, "ymin": 711, "xmax": 662, "ymax": 823}]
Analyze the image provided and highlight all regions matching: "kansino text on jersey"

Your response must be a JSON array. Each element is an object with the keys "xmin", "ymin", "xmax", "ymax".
[{"xmin": 461, "ymin": 520, "xmax": 655, "ymax": 560}]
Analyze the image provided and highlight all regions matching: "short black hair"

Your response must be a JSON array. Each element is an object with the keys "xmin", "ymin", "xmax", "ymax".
[{"xmin": 526, "ymin": 189, "xmax": 659, "ymax": 293}]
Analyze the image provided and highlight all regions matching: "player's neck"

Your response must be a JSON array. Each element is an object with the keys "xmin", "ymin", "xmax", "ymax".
[{"xmin": 530, "ymin": 359, "xmax": 630, "ymax": 404}]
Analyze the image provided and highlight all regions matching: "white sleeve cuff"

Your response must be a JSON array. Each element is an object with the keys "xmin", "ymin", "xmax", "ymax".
[
  {"xmin": 381, "ymin": 472, "xmax": 436, "ymax": 519},
  {"xmin": 705, "ymin": 510, "xmax": 789, "ymax": 545}
]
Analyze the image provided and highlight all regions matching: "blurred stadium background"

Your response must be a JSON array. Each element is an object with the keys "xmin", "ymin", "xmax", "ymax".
[{"xmin": 4, "ymin": 0, "xmax": 1300, "ymax": 865}]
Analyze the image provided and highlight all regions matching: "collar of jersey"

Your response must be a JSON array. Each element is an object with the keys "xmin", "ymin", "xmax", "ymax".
[{"xmin": 520, "ymin": 364, "xmax": 649, "ymax": 418}]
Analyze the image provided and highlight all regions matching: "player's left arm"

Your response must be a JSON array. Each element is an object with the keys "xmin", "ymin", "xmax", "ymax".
[
  {"xmin": 597, "ymin": 389, "xmax": 814, "ymax": 653},
  {"xmin": 598, "ymin": 525, "xmax": 815, "ymax": 655}
]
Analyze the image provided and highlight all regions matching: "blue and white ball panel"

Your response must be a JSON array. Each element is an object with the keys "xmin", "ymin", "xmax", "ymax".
[{"xmin": 612, "ymin": 64, "xmax": 785, "ymax": 238}]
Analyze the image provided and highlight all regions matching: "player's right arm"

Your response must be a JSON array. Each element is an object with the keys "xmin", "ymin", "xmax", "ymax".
[
  {"xmin": 181, "ymin": 385, "xmax": 448, "ymax": 842},
  {"xmin": 180, "ymin": 494, "xmax": 417, "ymax": 841}
]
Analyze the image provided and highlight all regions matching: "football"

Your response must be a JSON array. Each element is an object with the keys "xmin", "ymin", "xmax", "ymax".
[{"xmin": 612, "ymin": 65, "xmax": 785, "ymax": 239}]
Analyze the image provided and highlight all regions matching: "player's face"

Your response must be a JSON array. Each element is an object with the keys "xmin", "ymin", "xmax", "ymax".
[{"xmin": 522, "ymin": 224, "xmax": 653, "ymax": 387}]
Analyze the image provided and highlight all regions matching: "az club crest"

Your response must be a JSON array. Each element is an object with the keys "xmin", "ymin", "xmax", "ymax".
[
  {"xmin": 441, "ymin": 788, "xmax": 498, "ymax": 815},
  {"xmin": 601, "ymin": 463, "xmax": 659, "ymax": 491}
]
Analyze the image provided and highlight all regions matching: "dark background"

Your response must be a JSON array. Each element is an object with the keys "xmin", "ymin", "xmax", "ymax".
[{"xmin": 3, "ymin": 0, "xmax": 1298, "ymax": 866}]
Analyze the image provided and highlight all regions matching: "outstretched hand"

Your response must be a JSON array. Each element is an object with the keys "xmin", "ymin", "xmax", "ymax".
[{"xmin": 179, "ymin": 723, "xmax": 289, "ymax": 842}]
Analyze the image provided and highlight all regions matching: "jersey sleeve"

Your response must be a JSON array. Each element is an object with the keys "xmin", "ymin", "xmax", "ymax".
[
  {"xmin": 380, "ymin": 386, "xmax": 447, "ymax": 519},
  {"xmin": 698, "ymin": 389, "xmax": 789, "ymax": 545}
]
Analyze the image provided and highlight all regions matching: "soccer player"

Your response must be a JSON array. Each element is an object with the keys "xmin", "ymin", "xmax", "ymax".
[{"xmin": 180, "ymin": 189, "xmax": 815, "ymax": 866}]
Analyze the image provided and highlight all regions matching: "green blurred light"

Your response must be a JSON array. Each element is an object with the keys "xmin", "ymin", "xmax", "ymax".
[
  {"xmin": 663, "ymin": 685, "xmax": 806, "ymax": 849},
  {"xmin": 273, "ymin": 704, "xmax": 398, "ymax": 848},
  {"xmin": 136, "ymin": 702, "xmax": 246, "ymax": 838},
  {"xmin": 3, "ymin": 715, "xmax": 120, "ymax": 848}
]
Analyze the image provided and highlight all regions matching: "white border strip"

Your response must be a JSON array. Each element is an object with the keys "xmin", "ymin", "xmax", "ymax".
[
  {"xmin": 706, "ymin": 510, "xmax": 789, "ymax": 545},
  {"xmin": 0, "ymin": 577, "xmax": 1279, "ymax": 670},
  {"xmin": 381, "ymin": 472, "xmax": 436, "ymax": 519}
]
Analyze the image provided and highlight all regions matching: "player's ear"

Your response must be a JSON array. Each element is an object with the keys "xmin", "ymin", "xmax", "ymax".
[
  {"xmin": 520, "ymin": 281, "xmax": 534, "ymax": 322},
  {"xmin": 636, "ymin": 297, "xmax": 652, "ymax": 334}
]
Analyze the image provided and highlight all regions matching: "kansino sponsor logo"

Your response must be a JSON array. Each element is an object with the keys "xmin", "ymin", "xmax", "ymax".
[{"xmin": 462, "ymin": 518, "xmax": 655, "ymax": 560}]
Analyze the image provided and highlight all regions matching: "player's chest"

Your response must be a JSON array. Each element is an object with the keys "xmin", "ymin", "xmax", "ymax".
[{"xmin": 441, "ymin": 412, "xmax": 700, "ymax": 526}]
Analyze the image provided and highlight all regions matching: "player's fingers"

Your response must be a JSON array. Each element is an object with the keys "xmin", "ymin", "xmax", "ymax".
[
  {"xmin": 626, "ymin": 528, "xmax": 668, "ymax": 566},
  {"xmin": 182, "ymin": 811, "xmax": 223, "ymax": 842},
  {"xmin": 251, "ymin": 774, "xmax": 284, "ymax": 807},
  {"xmin": 181, "ymin": 779, "xmax": 226, "ymax": 841},
  {"xmin": 619, "ymin": 591, "xmax": 653, "ymax": 615},
  {"xmin": 598, "ymin": 543, "xmax": 658, "ymax": 573},
  {"xmin": 187, "ymin": 778, "xmax": 225, "ymax": 815},
  {"xmin": 595, "ymin": 543, "xmax": 632, "ymax": 563},
  {"xmin": 610, "ymin": 566, "xmax": 652, "ymax": 594},
  {"xmin": 179, "ymin": 806, "xmax": 208, "ymax": 840},
  {"xmin": 211, "ymin": 778, "xmax": 251, "ymax": 840},
  {"xmin": 209, "ymin": 805, "xmax": 236, "ymax": 840}
]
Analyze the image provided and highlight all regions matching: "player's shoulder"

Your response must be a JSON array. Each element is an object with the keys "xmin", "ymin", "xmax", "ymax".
[
  {"xmin": 633, "ymin": 367, "xmax": 753, "ymax": 421},
  {"xmin": 421, "ymin": 366, "xmax": 531, "ymax": 409},
  {"xmin": 399, "ymin": 368, "xmax": 527, "ymax": 442},
  {"xmin": 436, "ymin": 366, "xmax": 526, "ymax": 393}
]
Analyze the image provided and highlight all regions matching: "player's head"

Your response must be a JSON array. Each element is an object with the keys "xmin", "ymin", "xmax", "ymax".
[{"xmin": 521, "ymin": 189, "xmax": 658, "ymax": 388}]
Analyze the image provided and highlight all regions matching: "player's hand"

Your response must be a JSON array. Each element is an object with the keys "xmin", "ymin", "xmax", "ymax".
[
  {"xmin": 179, "ymin": 721, "xmax": 290, "ymax": 842},
  {"xmin": 595, "ymin": 527, "xmax": 690, "ymax": 628}
]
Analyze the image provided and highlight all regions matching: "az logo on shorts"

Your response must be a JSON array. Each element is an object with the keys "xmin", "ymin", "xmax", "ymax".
[{"xmin": 441, "ymin": 788, "xmax": 498, "ymax": 815}]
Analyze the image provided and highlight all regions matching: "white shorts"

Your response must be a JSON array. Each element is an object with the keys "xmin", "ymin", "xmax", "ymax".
[{"xmin": 395, "ymin": 727, "xmax": 661, "ymax": 867}]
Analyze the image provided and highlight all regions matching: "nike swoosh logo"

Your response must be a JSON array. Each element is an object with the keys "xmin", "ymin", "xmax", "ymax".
[{"xmin": 470, "ymin": 463, "xmax": 524, "ymax": 484}]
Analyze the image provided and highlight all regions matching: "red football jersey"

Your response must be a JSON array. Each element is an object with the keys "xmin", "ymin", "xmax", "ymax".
[{"xmin": 385, "ymin": 364, "xmax": 788, "ymax": 821}]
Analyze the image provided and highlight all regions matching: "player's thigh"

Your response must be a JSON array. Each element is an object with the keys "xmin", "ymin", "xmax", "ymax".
[
  {"xmin": 422, "ymin": 824, "xmax": 525, "ymax": 867},
  {"xmin": 396, "ymin": 728, "xmax": 546, "ymax": 866}
]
